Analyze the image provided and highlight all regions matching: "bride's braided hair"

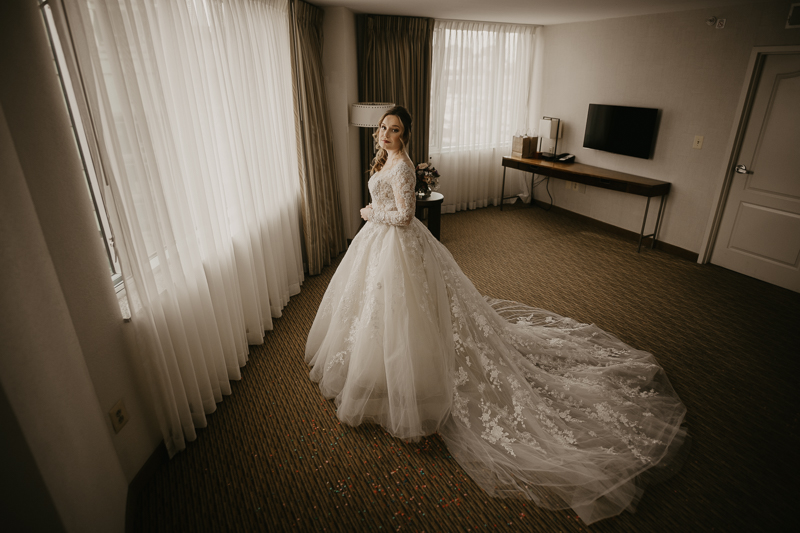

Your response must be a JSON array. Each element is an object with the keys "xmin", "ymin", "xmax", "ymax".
[{"xmin": 370, "ymin": 105, "xmax": 412, "ymax": 175}]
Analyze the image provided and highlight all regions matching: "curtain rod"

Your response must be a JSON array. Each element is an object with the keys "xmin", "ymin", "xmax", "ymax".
[{"xmin": 433, "ymin": 18, "xmax": 540, "ymax": 29}]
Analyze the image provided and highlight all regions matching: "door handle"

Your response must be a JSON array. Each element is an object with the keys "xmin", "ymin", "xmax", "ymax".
[{"xmin": 735, "ymin": 164, "xmax": 753, "ymax": 174}]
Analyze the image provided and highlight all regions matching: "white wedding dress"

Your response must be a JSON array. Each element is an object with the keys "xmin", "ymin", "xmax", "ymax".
[{"xmin": 305, "ymin": 161, "xmax": 687, "ymax": 525}]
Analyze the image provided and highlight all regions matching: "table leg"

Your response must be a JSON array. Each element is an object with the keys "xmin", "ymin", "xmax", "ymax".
[
  {"xmin": 651, "ymin": 195, "xmax": 667, "ymax": 249},
  {"xmin": 429, "ymin": 202, "xmax": 442, "ymax": 240},
  {"xmin": 500, "ymin": 167, "xmax": 507, "ymax": 211},
  {"xmin": 637, "ymin": 197, "xmax": 652, "ymax": 253}
]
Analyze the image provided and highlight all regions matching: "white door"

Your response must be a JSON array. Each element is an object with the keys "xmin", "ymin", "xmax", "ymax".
[{"xmin": 712, "ymin": 53, "xmax": 800, "ymax": 292}]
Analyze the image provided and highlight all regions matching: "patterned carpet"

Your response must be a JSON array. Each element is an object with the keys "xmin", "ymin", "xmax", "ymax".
[{"xmin": 129, "ymin": 203, "xmax": 799, "ymax": 532}]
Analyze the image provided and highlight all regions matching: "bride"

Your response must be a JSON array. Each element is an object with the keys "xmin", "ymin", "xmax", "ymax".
[{"xmin": 305, "ymin": 105, "xmax": 687, "ymax": 525}]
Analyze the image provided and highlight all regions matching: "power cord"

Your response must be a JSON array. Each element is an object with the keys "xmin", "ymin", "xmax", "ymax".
[{"xmin": 531, "ymin": 175, "xmax": 553, "ymax": 211}]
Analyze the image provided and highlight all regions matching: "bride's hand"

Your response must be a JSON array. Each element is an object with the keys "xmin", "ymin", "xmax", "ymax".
[{"xmin": 360, "ymin": 205, "xmax": 373, "ymax": 221}]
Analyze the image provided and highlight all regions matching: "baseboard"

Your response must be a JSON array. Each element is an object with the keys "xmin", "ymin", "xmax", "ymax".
[
  {"xmin": 125, "ymin": 442, "xmax": 168, "ymax": 533},
  {"xmin": 533, "ymin": 201, "xmax": 699, "ymax": 262}
]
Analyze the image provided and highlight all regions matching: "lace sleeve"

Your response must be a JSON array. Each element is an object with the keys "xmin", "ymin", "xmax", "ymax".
[{"xmin": 371, "ymin": 164, "xmax": 416, "ymax": 226}]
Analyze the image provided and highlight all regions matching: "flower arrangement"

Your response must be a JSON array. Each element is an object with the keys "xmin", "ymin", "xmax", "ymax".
[{"xmin": 415, "ymin": 162, "xmax": 440, "ymax": 197}]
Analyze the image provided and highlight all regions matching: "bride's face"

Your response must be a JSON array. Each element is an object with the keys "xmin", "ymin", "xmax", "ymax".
[{"xmin": 379, "ymin": 115, "xmax": 404, "ymax": 153}]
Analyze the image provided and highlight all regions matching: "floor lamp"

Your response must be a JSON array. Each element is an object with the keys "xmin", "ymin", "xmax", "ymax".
[{"xmin": 350, "ymin": 102, "xmax": 395, "ymax": 206}]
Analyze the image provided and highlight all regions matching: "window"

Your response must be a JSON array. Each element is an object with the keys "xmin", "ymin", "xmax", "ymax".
[
  {"xmin": 429, "ymin": 21, "xmax": 537, "ymax": 154},
  {"xmin": 38, "ymin": 0, "xmax": 123, "ymax": 291}
]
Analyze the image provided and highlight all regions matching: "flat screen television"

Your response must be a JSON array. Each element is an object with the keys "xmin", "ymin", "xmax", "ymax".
[{"xmin": 582, "ymin": 104, "xmax": 659, "ymax": 159}]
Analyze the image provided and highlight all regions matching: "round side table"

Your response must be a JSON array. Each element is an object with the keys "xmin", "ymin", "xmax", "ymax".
[{"xmin": 415, "ymin": 192, "xmax": 444, "ymax": 240}]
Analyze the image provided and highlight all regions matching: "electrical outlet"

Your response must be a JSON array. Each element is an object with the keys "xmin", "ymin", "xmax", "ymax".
[
  {"xmin": 572, "ymin": 181, "xmax": 580, "ymax": 191},
  {"xmin": 693, "ymin": 135, "xmax": 704, "ymax": 149},
  {"xmin": 109, "ymin": 399, "xmax": 129, "ymax": 433}
]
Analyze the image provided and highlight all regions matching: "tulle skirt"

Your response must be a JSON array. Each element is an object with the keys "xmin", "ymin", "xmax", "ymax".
[{"xmin": 305, "ymin": 218, "xmax": 687, "ymax": 525}]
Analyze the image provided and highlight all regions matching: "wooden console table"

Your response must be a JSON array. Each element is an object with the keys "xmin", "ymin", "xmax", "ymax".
[{"xmin": 501, "ymin": 156, "xmax": 671, "ymax": 252}]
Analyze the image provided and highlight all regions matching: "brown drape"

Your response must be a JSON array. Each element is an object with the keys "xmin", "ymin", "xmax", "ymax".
[
  {"xmin": 290, "ymin": 0, "xmax": 346, "ymax": 275},
  {"xmin": 357, "ymin": 14, "xmax": 434, "ymax": 205}
]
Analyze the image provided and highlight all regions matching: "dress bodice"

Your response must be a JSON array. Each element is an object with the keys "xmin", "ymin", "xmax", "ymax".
[{"xmin": 368, "ymin": 162, "xmax": 416, "ymax": 226}]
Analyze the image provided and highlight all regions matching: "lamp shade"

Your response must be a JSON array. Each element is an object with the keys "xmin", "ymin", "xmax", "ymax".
[
  {"xmin": 539, "ymin": 118, "xmax": 560, "ymax": 139},
  {"xmin": 350, "ymin": 102, "xmax": 395, "ymax": 127}
]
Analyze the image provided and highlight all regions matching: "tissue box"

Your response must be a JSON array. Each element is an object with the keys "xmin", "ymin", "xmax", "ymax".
[{"xmin": 512, "ymin": 135, "xmax": 538, "ymax": 158}]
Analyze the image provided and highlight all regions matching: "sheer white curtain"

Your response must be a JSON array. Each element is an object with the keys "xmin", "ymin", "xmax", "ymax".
[
  {"xmin": 54, "ymin": 0, "xmax": 303, "ymax": 456},
  {"xmin": 429, "ymin": 21, "xmax": 541, "ymax": 213}
]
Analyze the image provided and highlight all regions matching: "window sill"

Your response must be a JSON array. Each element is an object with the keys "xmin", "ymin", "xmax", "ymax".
[{"xmin": 117, "ymin": 287, "xmax": 131, "ymax": 322}]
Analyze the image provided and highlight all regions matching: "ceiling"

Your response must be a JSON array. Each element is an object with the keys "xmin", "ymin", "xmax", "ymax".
[{"xmin": 307, "ymin": 0, "xmax": 767, "ymax": 26}]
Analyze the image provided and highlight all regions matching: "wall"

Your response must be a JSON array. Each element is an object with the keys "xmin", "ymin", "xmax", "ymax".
[
  {"xmin": 538, "ymin": 1, "xmax": 800, "ymax": 254},
  {"xmin": 0, "ymin": 101, "xmax": 128, "ymax": 531},
  {"xmin": 322, "ymin": 6, "xmax": 363, "ymax": 240},
  {"xmin": 1, "ymin": 0, "xmax": 162, "ymax": 530},
  {"xmin": 0, "ymin": 158, "xmax": 67, "ymax": 529}
]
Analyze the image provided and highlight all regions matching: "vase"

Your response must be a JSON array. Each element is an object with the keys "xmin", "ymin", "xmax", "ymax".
[{"xmin": 416, "ymin": 186, "xmax": 431, "ymax": 199}]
